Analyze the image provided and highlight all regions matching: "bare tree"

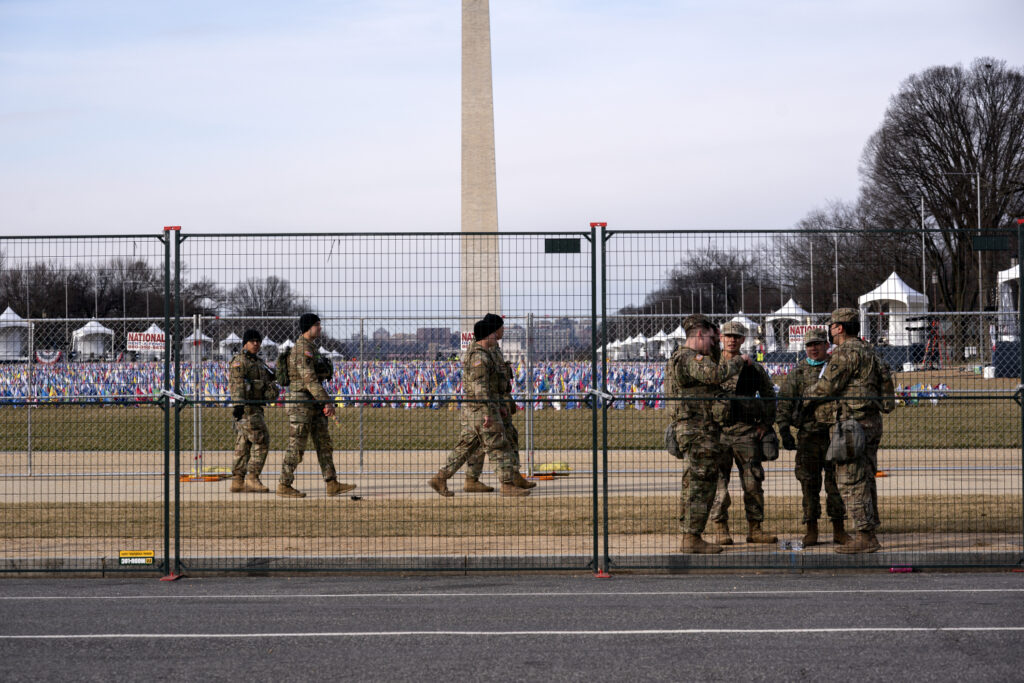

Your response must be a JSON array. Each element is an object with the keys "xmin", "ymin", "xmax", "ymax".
[
  {"xmin": 225, "ymin": 276, "xmax": 310, "ymax": 317},
  {"xmin": 860, "ymin": 58, "xmax": 1024, "ymax": 312}
]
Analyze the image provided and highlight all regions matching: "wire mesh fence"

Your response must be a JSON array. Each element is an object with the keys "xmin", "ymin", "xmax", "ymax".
[{"xmin": 0, "ymin": 227, "xmax": 1021, "ymax": 573}]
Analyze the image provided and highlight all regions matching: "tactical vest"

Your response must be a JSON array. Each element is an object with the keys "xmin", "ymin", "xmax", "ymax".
[{"xmin": 666, "ymin": 347, "xmax": 723, "ymax": 424}]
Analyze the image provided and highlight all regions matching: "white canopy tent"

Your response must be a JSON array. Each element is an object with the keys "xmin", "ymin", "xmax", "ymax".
[
  {"xmin": 259, "ymin": 336, "xmax": 279, "ymax": 362},
  {"xmin": 72, "ymin": 320, "xmax": 114, "ymax": 359},
  {"xmin": 279, "ymin": 339, "xmax": 294, "ymax": 351},
  {"xmin": 633, "ymin": 333, "xmax": 648, "ymax": 359},
  {"xmin": 181, "ymin": 329, "xmax": 214, "ymax": 359},
  {"xmin": 650, "ymin": 329, "xmax": 674, "ymax": 359},
  {"xmin": 857, "ymin": 271, "xmax": 928, "ymax": 345},
  {"xmin": 137, "ymin": 323, "xmax": 165, "ymax": 361},
  {"xmin": 0, "ymin": 307, "xmax": 30, "ymax": 361},
  {"xmin": 765, "ymin": 299, "xmax": 811, "ymax": 352},
  {"xmin": 218, "ymin": 332, "xmax": 242, "ymax": 359},
  {"xmin": 997, "ymin": 263, "xmax": 1018, "ymax": 342}
]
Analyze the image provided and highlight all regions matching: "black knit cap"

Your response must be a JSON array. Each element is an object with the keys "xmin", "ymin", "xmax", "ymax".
[
  {"xmin": 242, "ymin": 329, "xmax": 262, "ymax": 344},
  {"xmin": 477, "ymin": 313, "xmax": 503, "ymax": 340},
  {"xmin": 299, "ymin": 313, "xmax": 321, "ymax": 333}
]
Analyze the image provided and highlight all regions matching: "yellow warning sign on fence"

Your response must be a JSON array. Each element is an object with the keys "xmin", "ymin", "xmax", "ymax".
[{"xmin": 119, "ymin": 550, "xmax": 154, "ymax": 566}]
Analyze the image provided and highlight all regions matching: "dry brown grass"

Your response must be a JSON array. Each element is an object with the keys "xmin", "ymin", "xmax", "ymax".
[{"xmin": 2, "ymin": 494, "xmax": 1019, "ymax": 539}]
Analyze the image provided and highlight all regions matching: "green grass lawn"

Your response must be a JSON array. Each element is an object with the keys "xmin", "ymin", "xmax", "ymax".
[{"xmin": 0, "ymin": 400, "xmax": 1018, "ymax": 452}]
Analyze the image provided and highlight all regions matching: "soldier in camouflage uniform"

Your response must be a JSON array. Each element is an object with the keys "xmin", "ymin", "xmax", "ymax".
[
  {"xmin": 707, "ymin": 321, "xmax": 778, "ymax": 545},
  {"xmin": 805, "ymin": 307, "xmax": 895, "ymax": 553},
  {"xmin": 227, "ymin": 329, "xmax": 279, "ymax": 493},
  {"xmin": 277, "ymin": 313, "xmax": 357, "ymax": 499},
  {"xmin": 776, "ymin": 327, "xmax": 851, "ymax": 547},
  {"xmin": 428, "ymin": 314, "xmax": 528, "ymax": 498},
  {"xmin": 491, "ymin": 321, "xmax": 537, "ymax": 491},
  {"xmin": 665, "ymin": 314, "xmax": 749, "ymax": 553}
]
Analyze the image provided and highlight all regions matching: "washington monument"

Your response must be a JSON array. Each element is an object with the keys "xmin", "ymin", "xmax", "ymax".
[{"xmin": 461, "ymin": 0, "xmax": 500, "ymax": 338}]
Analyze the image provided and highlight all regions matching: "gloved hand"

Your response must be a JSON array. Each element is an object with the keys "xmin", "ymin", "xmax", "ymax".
[
  {"xmin": 780, "ymin": 427, "xmax": 796, "ymax": 451},
  {"xmin": 232, "ymin": 405, "xmax": 245, "ymax": 420}
]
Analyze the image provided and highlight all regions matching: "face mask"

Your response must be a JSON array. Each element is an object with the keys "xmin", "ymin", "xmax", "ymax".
[{"xmin": 807, "ymin": 357, "xmax": 826, "ymax": 366}]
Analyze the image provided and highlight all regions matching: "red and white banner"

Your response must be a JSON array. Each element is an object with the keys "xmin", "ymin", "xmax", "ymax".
[{"xmin": 127, "ymin": 330, "xmax": 165, "ymax": 352}]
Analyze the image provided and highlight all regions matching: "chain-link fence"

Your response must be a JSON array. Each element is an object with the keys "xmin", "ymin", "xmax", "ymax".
[{"xmin": 1, "ymin": 227, "xmax": 1021, "ymax": 574}]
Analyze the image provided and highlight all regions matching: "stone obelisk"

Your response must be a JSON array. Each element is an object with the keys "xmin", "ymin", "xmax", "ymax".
[{"xmin": 461, "ymin": 0, "xmax": 500, "ymax": 346}]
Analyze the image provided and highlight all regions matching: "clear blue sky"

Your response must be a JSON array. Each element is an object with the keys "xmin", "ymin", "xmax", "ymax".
[{"xmin": 1, "ymin": 0, "xmax": 1021, "ymax": 235}]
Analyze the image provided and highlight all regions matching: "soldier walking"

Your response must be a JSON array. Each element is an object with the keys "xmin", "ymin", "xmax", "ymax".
[
  {"xmin": 227, "ymin": 329, "xmax": 278, "ymax": 493},
  {"xmin": 776, "ymin": 327, "xmax": 851, "ymax": 547},
  {"xmin": 664, "ymin": 315, "xmax": 749, "ymax": 553},
  {"xmin": 707, "ymin": 321, "xmax": 778, "ymax": 545},
  {"xmin": 806, "ymin": 308, "xmax": 894, "ymax": 553},
  {"xmin": 277, "ymin": 313, "xmax": 357, "ymax": 499},
  {"xmin": 428, "ymin": 314, "xmax": 529, "ymax": 497}
]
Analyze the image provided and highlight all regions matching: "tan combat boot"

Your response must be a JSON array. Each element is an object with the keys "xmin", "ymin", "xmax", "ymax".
[
  {"xmin": 276, "ymin": 483, "xmax": 306, "ymax": 498},
  {"xmin": 244, "ymin": 473, "xmax": 269, "ymax": 493},
  {"xmin": 746, "ymin": 522, "xmax": 778, "ymax": 544},
  {"xmin": 499, "ymin": 482, "xmax": 530, "ymax": 497},
  {"xmin": 835, "ymin": 530, "xmax": 881, "ymax": 554},
  {"xmin": 512, "ymin": 471, "xmax": 537, "ymax": 489},
  {"xmin": 832, "ymin": 519, "xmax": 853, "ymax": 545},
  {"xmin": 679, "ymin": 533, "xmax": 723, "ymax": 554},
  {"xmin": 464, "ymin": 477, "xmax": 495, "ymax": 493},
  {"xmin": 428, "ymin": 470, "xmax": 454, "ymax": 497},
  {"xmin": 229, "ymin": 475, "xmax": 245, "ymax": 493},
  {"xmin": 326, "ymin": 479, "xmax": 356, "ymax": 496},
  {"xmin": 707, "ymin": 521, "xmax": 733, "ymax": 546},
  {"xmin": 802, "ymin": 520, "xmax": 819, "ymax": 547}
]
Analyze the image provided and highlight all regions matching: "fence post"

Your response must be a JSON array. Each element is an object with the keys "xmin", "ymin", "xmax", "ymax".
[
  {"xmin": 600, "ymin": 223, "xmax": 610, "ymax": 571},
  {"xmin": 589, "ymin": 223, "xmax": 600, "ymax": 574},
  {"xmin": 359, "ymin": 317, "xmax": 365, "ymax": 473},
  {"xmin": 1017, "ymin": 219, "xmax": 1024, "ymax": 558},
  {"xmin": 525, "ymin": 312, "xmax": 534, "ymax": 475},
  {"xmin": 172, "ymin": 228, "xmax": 183, "ymax": 577},
  {"xmin": 27, "ymin": 320, "xmax": 33, "ymax": 476}
]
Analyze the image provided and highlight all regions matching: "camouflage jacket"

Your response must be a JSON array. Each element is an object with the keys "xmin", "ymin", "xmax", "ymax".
[
  {"xmin": 490, "ymin": 343, "xmax": 517, "ymax": 416},
  {"xmin": 805, "ymin": 337, "xmax": 889, "ymax": 421},
  {"xmin": 287, "ymin": 335, "xmax": 331, "ymax": 403},
  {"xmin": 776, "ymin": 359, "xmax": 835, "ymax": 432},
  {"xmin": 664, "ymin": 346, "xmax": 745, "ymax": 426},
  {"xmin": 461, "ymin": 341, "xmax": 502, "ymax": 420},
  {"xmin": 719, "ymin": 356, "xmax": 776, "ymax": 430},
  {"xmin": 228, "ymin": 350, "xmax": 278, "ymax": 412}
]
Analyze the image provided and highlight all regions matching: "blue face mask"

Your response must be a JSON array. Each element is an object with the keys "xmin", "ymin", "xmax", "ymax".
[{"xmin": 806, "ymin": 357, "xmax": 826, "ymax": 366}]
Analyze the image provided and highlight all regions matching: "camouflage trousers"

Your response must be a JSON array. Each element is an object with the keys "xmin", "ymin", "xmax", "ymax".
[
  {"xmin": 710, "ymin": 426, "xmax": 766, "ymax": 524},
  {"xmin": 673, "ymin": 420, "xmax": 722, "ymax": 535},
  {"xmin": 440, "ymin": 411, "xmax": 515, "ymax": 483},
  {"xmin": 279, "ymin": 402, "xmax": 337, "ymax": 486},
  {"xmin": 835, "ymin": 413, "xmax": 882, "ymax": 532},
  {"xmin": 794, "ymin": 427, "xmax": 845, "ymax": 524},
  {"xmin": 231, "ymin": 409, "xmax": 269, "ymax": 477}
]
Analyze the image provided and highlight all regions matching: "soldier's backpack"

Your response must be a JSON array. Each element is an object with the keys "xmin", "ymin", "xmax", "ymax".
[{"xmin": 275, "ymin": 347, "xmax": 291, "ymax": 387}]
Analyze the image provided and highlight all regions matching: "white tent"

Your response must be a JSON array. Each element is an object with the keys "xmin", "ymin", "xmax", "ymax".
[
  {"xmin": 72, "ymin": 320, "xmax": 114, "ymax": 359},
  {"xmin": 727, "ymin": 313, "xmax": 760, "ymax": 354},
  {"xmin": 650, "ymin": 329, "xmax": 674, "ymax": 359},
  {"xmin": 136, "ymin": 323, "xmax": 165, "ymax": 361},
  {"xmin": 0, "ymin": 307, "xmax": 29, "ymax": 361},
  {"xmin": 765, "ymin": 299, "xmax": 812, "ymax": 352},
  {"xmin": 181, "ymin": 329, "xmax": 214, "ymax": 359},
  {"xmin": 857, "ymin": 271, "xmax": 928, "ymax": 345},
  {"xmin": 997, "ymin": 264, "xmax": 1018, "ymax": 341},
  {"xmin": 633, "ymin": 332, "xmax": 649, "ymax": 359},
  {"xmin": 279, "ymin": 339, "xmax": 294, "ymax": 351},
  {"xmin": 259, "ymin": 336, "xmax": 279, "ymax": 362},
  {"xmin": 218, "ymin": 332, "xmax": 242, "ymax": 359}
]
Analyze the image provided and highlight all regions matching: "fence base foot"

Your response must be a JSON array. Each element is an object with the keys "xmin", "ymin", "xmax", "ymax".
[
  {"xmin": 594, "ymin": 570, "xmax": 612, "ymax": 578},
  {"xmin": 160, "ymin": 573, "xmax": 185, "ymax": 582}
]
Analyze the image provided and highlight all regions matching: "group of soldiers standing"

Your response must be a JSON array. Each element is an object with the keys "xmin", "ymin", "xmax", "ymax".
[
  {"xmin": 666, "ymin": 307, "xmax": 892, "ymax": 554},
  {"xmin": 226, "ymin": 307, "xmax": 891, "ymax": 557}
]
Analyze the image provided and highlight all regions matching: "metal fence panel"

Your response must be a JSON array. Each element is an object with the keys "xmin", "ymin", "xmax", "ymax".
[
  {"xmin": 600, "ymin": 228, "xmax": 1022, "ymax": 570},
  {"xmin": 0, "ymin": 235, "xmax": 171, "ymax": 574},
  {"xmin": 173, "ymin": 232, "xmax": 597, "ymax": 572}
]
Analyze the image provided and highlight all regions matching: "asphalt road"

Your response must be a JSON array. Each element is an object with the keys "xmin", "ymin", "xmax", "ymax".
[{"xmin": 1, "ymin": 573, "xmax": 1023, "ymax": 681}]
